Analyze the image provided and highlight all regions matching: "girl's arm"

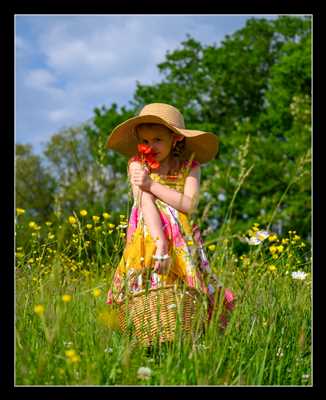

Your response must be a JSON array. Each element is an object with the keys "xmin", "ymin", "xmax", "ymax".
[
  {"xmin": 130, "ymin": 162, "xmax": 201, "ymax": 215},
  {"xmin": 149, "ymin": 164, "xmax": 201, "ymax": 214},
  {"xmin": 128, "ymin": 161, "xmax": 167, "ymax": 248}
]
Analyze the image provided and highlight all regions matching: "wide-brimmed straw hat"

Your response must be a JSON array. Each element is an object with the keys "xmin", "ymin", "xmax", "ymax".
[{"xmin": 106, "ymin": 103, "xmax": 219, "ymax": 164}]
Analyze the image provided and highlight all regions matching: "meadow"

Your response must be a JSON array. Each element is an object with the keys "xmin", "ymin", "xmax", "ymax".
[{"xmin": 15, "ymin": 203, "xmax": 312, "ymax": 386}]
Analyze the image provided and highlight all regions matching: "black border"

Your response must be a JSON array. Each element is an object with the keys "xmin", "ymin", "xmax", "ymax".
[{"xmin": 2, "ymin": 1, "xmax": 321, "ymax": 399}]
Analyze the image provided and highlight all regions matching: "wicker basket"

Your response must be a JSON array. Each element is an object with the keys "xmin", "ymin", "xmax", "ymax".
[{"xmin": 118, "ymin": 285, "xmax": 205, "ymax": 346}]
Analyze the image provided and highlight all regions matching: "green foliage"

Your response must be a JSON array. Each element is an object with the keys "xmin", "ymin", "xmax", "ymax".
[
  {"xmin": 130, "ymin": 15, "xmax": 311, "ymax": 241},
  {"xmin": 16, "ymin": 144, "xmax": 57, "ymax": 221}
]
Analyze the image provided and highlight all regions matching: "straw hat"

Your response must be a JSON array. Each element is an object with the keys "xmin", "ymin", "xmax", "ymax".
[{"xmin": 106, "ymin": 103, "xmax": 219, "ymax": 164}]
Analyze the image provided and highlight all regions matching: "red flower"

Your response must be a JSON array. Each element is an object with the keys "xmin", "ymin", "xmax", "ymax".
[
  {"xmin": 137, "ymin": 144, "xmax": 160, "ymax": 170},
  {"xmin": 137, "ymin": 144, "xmax": 152, "ymax": 155}
]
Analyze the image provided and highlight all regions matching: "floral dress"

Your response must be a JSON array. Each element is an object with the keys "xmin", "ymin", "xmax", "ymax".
[{"xmin": 106, "ymin": 157, "xmax": 234, "ymax": 324}]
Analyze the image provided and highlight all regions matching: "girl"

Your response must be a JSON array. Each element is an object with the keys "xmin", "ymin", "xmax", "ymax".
[{"xmin": 106, "ymin": 103, "xmax": 234, "ymax": 328}]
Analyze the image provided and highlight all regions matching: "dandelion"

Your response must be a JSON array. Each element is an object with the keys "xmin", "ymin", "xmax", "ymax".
[
  {"xmin": 34, "ymin": 304, "xmax": 45, "ymax": 316},
  {"xmin": 92, "ymin": 288, "xmax": 101, "ymax": 297},
  {"xmin": 208, "ymin": 244, "xmax": 216, "ymax": 251},
  {"xmin": 269, "ymin": 265, "xmax": 277, "ymax": 272},
  {"xmin": 28, "ymin": 221, "xmax": 38, "ymax": 230},
  {"xmin": 92, "ymin": 215, "xmax": 100, "ymax": 223},
  {"xmin": 62, "ymin": 294, "xmax": 72, "ymax": 303},
  {"xmin": 65, "ymin": 349, "xmax": 80, "ymax": 364},
  {"xmin": 268, "ymin": 234, "xmax": 278, "ymax": 242},
  {"xmin": 16, "ymin": 208, "xmax": 25, "ymax": 216},
  {"xmin": 291, "ymin": 271, "xmax": 307, "ymax": 280},
  {"xmin": 65, "ymin": 349, "xmax": 76, "ymax": 357},
  {"xmin": 269, "ymin": 245, "xmax": 278, "ymax": 254},
  {"xmin": 80, "ymin": 210, "xmax": 88, "ymax": 217},
  {"xmin": 137, "ymin": 366, "xmax": 152, "ymax": 380},
  {"xmin": 277, "ymin": 245, "xmax": 284, "ymax": 253},
  {"xmin": 86, "ymin": 224, "xmax": 93, "ymax": 230},
  {"xmin": 102, "ymin": 212, "xmax": 110, "ymax": 219},
  {"xmin": 68, "ymin": 216, "xmax": 77, "ymax": 224}
]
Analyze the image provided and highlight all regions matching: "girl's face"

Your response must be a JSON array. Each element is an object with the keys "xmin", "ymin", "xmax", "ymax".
[{"xmin": 137, "ymin": 124, "xmax": 178, "ymax": 164}]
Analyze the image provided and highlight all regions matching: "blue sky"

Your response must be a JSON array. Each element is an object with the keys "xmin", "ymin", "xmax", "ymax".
[{"xmin": 15, "ymin": 14, "xmax": 280, "ymax": 154}]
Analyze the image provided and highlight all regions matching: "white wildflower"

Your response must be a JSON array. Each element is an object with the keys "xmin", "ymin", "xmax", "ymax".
[
  {"xmin": 291, "ymin": 271, "xmax": 307, "ymax": 280},
  {"xmin": 137, "ymin": 366, "xmax": 152, "ymax": 380}
]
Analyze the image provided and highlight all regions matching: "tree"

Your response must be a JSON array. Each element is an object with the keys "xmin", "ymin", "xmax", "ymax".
[
  {"xmin": 16, "ymin": 144, "xmax": 57, "ymax": 221},
  {"xmin": 129, "ymin": 16, "xmax": 311, "ymax": 240}
]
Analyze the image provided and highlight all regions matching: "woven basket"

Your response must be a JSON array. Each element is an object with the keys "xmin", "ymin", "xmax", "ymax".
[{"xmin": 118, "ymin": 285, "xmax": 205, "ymax": 346}]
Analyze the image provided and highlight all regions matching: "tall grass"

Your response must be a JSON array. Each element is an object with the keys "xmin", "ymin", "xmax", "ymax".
[{"xmin": 15, "ymin": 144, "xmax": 311, "ymax": 386}]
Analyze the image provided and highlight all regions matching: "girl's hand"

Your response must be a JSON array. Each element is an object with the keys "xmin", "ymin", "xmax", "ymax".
[
  {"xmin": 153, "ymin": 241, "xmax": 171, "ymax": 275},
  {"xmin": 130, "ymin": 166, "xmax": 153, "ymax": 192}
]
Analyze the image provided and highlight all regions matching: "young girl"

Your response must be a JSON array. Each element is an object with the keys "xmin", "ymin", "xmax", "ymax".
[{"xmin": 106, "ymin": 103, "xmax": 234, "ymax": 328}]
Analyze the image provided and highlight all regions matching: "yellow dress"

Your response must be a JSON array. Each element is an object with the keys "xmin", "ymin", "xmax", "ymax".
[{"xmin": 106, "ymin": 158, "xmax": 234, "ymax": 323}]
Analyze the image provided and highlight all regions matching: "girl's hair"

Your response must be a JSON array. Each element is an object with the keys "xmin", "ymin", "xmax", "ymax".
[{"xmin": 134, "ymin": 123, "xmax": 186, "ymax": 159}]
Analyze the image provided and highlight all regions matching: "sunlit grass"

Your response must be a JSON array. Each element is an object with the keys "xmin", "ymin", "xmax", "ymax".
[{"xmin": 15, "ymin": 206, "xmax": 311, "ymax": 385}]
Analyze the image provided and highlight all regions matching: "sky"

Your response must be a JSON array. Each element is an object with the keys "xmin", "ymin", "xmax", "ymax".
[{"xmin": 15, "ymin": 14, "xmax": 280, "ymax": 154}]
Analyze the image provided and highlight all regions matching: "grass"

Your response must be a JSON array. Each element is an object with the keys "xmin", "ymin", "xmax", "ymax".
[
  {"xmin": 15, "ymin": 143, "xmax": 311, "ymax": 385},
  {"xmin": 15, "ymin": 212, "xmax": 311, "ymax": 386}
]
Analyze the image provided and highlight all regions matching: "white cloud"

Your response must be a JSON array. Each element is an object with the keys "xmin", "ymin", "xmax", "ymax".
[
  {"xmin": 15, "ymin": 15, "xmax": 256, "ymax": 153},
  {"xmin": 25, "ymin": 68, "xmax": 57, "ymax": 89}
]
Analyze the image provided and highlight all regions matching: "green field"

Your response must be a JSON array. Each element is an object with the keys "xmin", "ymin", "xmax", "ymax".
[{"xmin": 15, "ymin": 209, "xmax": 311, "ymax": 386}]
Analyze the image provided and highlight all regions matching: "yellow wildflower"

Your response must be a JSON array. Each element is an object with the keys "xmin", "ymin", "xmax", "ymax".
[
  {"xmin": 86, "ymin": 224, "xmax": 93, "ymax": 230},
  {"xmin": 16, "ymin": 208, "xmax": 25, "ymax": 216},
  {"xmin": 15, "ymin": 252, "xmax": 24, "ymax": 259},
  {"xmin": 45, "ymin": 221, "xmax": 52, "ymax": 226},
  {"xmin": 208, "ymin": 244, "xmax": 216, "ymax": 251},
  {"xmin": 48, "ymin": 233, "xmax": 55, "ymax": 240},
  {"xmin": 62, "ymin": 294, "xmax": 72, "ymax": 303},
  {"xmin": 34, "ymin": 304, "xmax": 45, "ymax": 316},
  {"xmin": 269, "ymin": 245, "xmax": 278, "ymax": 254},
  {"xmin": 70, "ymin": 355, "xmax": 80, "ymax": 363},
  {"xmin": 65, "ymin": 349, "xmax": 81, "ymax": 363},
  {"xmin": 102, "ymin": 212, "xmax": 110, "ymax": 219},
  {"xmin": 92, "ymin": 288, "xmax": 102, "ymax": 297},
  {"xmin": 80, "ymin": 210, "xmax": 88, "ymax": 217},
  {"xmin": 277, "ymin": 245, "xmax": 284, "ymax": 253},
  {"xmin": 92, "ymin": 215, "xmax": 100, "ymax": 223},
  {"xmin": 269, "ymin": 265, "xmax": 277, "ymax": 272},
  {"xmin": 187, "ymin": 240, "xmax": 194, "ymax": 246},
  {"xmin": 282, "ymin": 238, "xmax": 289, "ymax": 244},
  {"xmin": 28, "ymin": 221, "xmax": 38, "ymax": 229},
  {"xmin": 65, "ymin": 349, "xmax": 76, "ymax": 358},
  {"xmin": 68, "ymin": 216, "xmax": 77, "ymax": 224},
  {"xmin": 268, "ymin": 234, "xmax": 278, "ymax": 242},
  {"xmin": 108, "ymin": 223, "xmax": 115, "ymax": 229},
  {"xmin": 293, "ymin": 235, "xmax": 301, "ymax": 241}
]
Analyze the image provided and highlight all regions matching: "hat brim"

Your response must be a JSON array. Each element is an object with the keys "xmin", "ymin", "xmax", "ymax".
[{"xmin": 106, "ymin": 114, "xmax": 219, "ymax": 164}]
